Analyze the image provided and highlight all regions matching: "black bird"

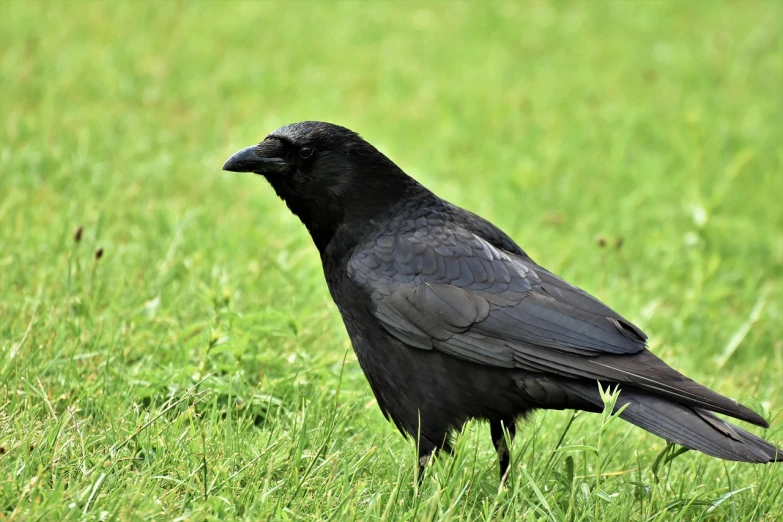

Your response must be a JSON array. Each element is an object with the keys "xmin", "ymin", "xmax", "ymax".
[{"xmin": 223, "ymin": 121, "xmax": 781, "ymax": 479}]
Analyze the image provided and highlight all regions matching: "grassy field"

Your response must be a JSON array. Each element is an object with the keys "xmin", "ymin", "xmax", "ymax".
[{"xmin": 2, "ymin": 1, "xmax": 782, "ymax": 520}]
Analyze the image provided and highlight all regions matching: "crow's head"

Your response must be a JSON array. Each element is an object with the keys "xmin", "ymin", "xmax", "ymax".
[{"xmin": 223, "ymin": 121, "xmax": 426, "ymax": 251}]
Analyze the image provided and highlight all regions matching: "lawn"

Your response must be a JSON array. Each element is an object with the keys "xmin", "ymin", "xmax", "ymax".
[{"xmin": 1, "ymin": 1, "xmax": 782, "ymax": 520}]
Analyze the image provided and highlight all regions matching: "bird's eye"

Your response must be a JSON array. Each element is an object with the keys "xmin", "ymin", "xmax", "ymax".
[{"xmin": 299, "ymin": 147, "xmax": 314, "ymax": 159}]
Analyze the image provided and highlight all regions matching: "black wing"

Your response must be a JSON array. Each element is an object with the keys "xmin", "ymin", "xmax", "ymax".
[{"xmin": 348, "ymin": 225, "xmax": 767, "ymax": 426}]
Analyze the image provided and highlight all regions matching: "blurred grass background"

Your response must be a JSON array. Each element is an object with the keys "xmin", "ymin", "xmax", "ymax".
[{"xmin": 1, "ymin": 1, "xmax": 782, "ymax": 520}]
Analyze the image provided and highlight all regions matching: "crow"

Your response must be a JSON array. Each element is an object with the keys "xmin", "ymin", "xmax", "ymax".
[{"xmin": 223, "ymin": 121, "xmax": 781, "ymax": 480}]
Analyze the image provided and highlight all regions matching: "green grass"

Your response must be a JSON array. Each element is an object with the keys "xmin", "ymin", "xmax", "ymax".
[{"xmin": 2, "ymin": 1, "xmax": 782, "ymax": 520}]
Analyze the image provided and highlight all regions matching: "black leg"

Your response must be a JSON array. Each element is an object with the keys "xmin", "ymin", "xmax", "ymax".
[
  {"xmin": 417, "ymin": 445, "xmax": 436, "ymax": 486},
  {"xmin": 490, "ymin": 419, "xmax": 516, "ymax": 481}
]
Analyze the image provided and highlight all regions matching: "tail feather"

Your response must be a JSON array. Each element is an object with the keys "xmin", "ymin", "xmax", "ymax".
[
  {"xmin": 591, "ymin": 352, "xmax": 770, "ymax": 428},
  {"xmin": 559, "ymin": 381, "xmax": 781, "ymax": 463}
]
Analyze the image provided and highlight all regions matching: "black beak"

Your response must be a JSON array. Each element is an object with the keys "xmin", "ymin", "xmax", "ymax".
[{"xmin": 222, "ymin": 145, "xmax": 289, "ymax": 174}]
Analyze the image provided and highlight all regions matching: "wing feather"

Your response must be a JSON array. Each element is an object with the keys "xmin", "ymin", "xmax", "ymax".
[{"xmin": 348, "ymin": 225, "xmax": 767, "ymax": 426}]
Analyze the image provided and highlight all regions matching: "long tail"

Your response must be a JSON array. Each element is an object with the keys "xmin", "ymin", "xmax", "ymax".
[{"xmin": 559, "ymin": 381, "xmax": 782, "ymax": 463}]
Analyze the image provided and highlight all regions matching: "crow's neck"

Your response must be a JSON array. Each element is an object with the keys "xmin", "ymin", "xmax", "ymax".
[{"xmin": 284, "ymin": 175, "xmax": 433, "ymax": 260}]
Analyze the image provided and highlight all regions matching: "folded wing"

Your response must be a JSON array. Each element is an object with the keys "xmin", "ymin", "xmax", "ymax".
[{"xmin": 349, "ymin": 225, "xmax": 769, "ymax": 428}]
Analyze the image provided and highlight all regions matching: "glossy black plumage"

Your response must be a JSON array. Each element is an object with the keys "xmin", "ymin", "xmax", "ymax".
[{"xmin": 223, "ymin": 121, "xmax": 781, "ymax": 479}]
